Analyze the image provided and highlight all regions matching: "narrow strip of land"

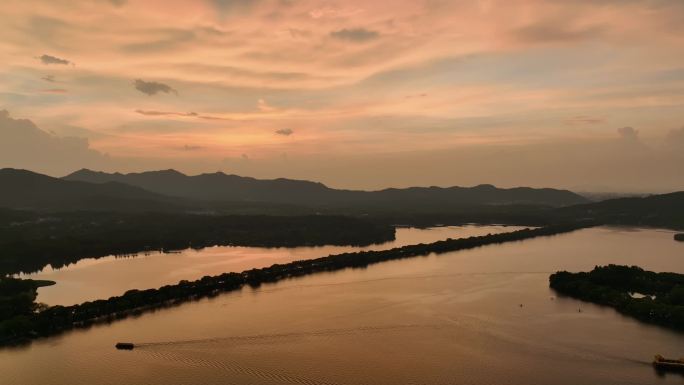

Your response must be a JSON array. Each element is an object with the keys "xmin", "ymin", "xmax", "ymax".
[{"xmin": 2, "ymin": 222, "xmax": 592, "ymax": 346}]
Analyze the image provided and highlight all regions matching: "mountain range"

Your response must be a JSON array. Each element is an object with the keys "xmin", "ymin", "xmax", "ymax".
[
  {"xmin": 0, "ymin": 168, "xmax": 178, "ymax": 211},
  {"xmin": 0, "ymin": 167, "xmax": 682, "ymax": 228},
  {"xmin": 61, "ymin": 168, "xmax": 589, "ymax": 209}
]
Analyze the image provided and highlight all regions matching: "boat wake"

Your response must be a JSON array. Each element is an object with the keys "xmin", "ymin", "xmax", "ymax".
[
  {"xmin": 125, "ymin": 324, "xmax": 443, "ymax": 385},
  {"xmin": 134, "ymin": 323, "xmax": 444, "ymax": 348},
  {"xmin": 134, "ymin": 348, "xmax": 339, "ymax": 385}
]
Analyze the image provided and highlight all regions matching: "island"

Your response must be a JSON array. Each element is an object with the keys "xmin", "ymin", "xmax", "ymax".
[
  {"xmin": 675, "ymin": 233, "xmax": 684, "ymax": 242},
  {"xmin": 550, "ymin": 265, "xmax": 684, "ymax": 331}
]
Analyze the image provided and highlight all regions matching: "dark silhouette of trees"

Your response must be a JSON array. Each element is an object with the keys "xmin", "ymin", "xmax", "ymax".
[
  {"xmin": 556, "ymin": 192, "xmax": 684, "ymax": 230},
  {"xmin": 0, "ymin": 212, "xmax": 395, "ymax": 275},
  {"xmin": 550, "ymin": 265, "xmax": 684, "ymax": 331},
  {"xmin": 0, "ymin": 278, "xmax": 53, "ymax": 341}
]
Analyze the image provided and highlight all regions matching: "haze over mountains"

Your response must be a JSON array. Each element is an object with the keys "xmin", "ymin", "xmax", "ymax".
[
  {"xmin": 63, "ymin": 168, "xmax": 589, "ymax": 209},
  {"xmin": 559, "ymin": 191, "xmax": 684, "ymax": 229},
  {"xmin": 3, "ymin": 168, "xmax": 683, "ymax": 230}
]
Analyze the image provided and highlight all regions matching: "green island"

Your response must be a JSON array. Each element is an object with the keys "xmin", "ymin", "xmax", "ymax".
[
  {"xmin": 550, "ymin": 265, "xmax": 684, "ymax": 331},
  {"xmin": 0, "ymin": 222, "xmax": 589, "ymax": 346}
]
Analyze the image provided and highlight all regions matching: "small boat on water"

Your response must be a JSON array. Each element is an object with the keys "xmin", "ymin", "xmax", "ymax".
[
  {"xmin": 115, "ymin": 342, "xmax": 135, "ymax": 350},
  {"xmin": 653, "ymin": 355, "xmax": 684, "ymax": 371}
]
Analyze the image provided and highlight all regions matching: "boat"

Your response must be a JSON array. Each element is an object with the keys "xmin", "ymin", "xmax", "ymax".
[
  {"xmin": 115, "ymin": 342, "xmax": 135, "ymax": 350},
  {"xmin": 653, "ymin": 355, "xmax": 684, "ymax": 371}
]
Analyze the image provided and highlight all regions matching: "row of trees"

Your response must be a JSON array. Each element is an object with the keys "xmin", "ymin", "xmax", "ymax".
[
  {"xmin": 550, "ymin": 265, "xmax": 684, "ymax": 331},
  {"xmin": 0, "ymin": 222, "xmax": 591, "ymax": 346},
  {"xmin": 0, "ymin": 212, "xmax": 396, "ymax": 275}
]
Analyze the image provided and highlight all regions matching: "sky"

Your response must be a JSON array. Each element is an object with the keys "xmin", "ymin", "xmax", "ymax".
[{"xmin": 0, "ymin": 0, "xmax": 683, "ymax": 192}]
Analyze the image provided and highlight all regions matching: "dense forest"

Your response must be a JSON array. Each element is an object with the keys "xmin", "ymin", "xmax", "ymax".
[
  {"xmin": 0, "ymin": 211, "xmax": 395, "ymax": 275},
  {"xmin": 550, "ymin": 265, "xmax": 684, "ymax": 331},
  {"xmin": 0, "ymin": 223, "xmax": 590, "ymax": 346}
]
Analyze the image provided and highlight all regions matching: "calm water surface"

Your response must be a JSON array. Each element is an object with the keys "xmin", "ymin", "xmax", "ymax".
[
  {"xmin": 24, "ymin": 225, "xmax": 520, "ymax": 305},
  {"xmin": 4, "ymin": 226, "xmax": 684, "ymax": 385}
]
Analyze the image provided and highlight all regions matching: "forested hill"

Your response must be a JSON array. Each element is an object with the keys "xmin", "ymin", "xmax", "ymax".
[
  {"xmin": 3, "ymin": 169, "xmax": 683, "ymax": 230},
  {"xmin": 63, "ymin": 169, "xmax": 589, "ymax": 208},
  {"xmin": 0, "ymin": 168, "xmax": 180, "ymax": 212},
  {"xmin": 555, "ymin": 191, "xmax": 684, "ymax": 229}
]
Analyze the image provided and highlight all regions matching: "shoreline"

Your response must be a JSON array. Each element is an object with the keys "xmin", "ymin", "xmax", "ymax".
[{"xmin": 1, "ymin": 222, "xmax": 592, "ymax": 348}]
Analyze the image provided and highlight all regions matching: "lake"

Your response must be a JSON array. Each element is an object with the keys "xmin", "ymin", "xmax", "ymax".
[
  {"xmin": 3, "ymin": 226, "xmax": 684, "ymax": 385},
  {"xmin": 23, "ymin": 225, "xmax": 522, "ymax": 305}
]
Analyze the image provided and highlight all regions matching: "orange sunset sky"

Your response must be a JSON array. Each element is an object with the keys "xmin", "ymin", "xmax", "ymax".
[{"xmin": 1, "ymin": 0, "xmax": 683, "ymax": 192}]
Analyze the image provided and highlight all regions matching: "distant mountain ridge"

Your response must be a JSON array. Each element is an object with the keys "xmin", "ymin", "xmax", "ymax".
[
  {"xmin": 0, "ymin": 168, "xmax": 178, "ymax": 211},
  {"xmin": 557, "ymin": 191, "xmax": 684, "ymax": 229},
  {"xmin": 2, "ymin": 168, "xmax": 683, "ymax": 229},
  {"xmin": 63, "ymin": 168, "xmax": 589, "ymax": 208}
]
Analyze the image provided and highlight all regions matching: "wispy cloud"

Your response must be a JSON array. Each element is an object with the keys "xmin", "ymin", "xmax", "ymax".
[
  {"xmin": 135, "ymin": 109, "xmax": 231, "ymax": 121},
  {"xmin": 0, "ymin": 110, "xmax": 110, "ymax": 175},
  {"xmin": 1, "ymin": 0, "xmax": 683, "ymax": 191},
  {"xmin": 666, "ymin": 127, "xmax": 684, "ymax": 150},
  {"xmin": 257, "ymin": 98, "xmax": 276, "ymax": 112},
  {"xmin": 514, "ymin": 20, "xmax": 605, "ymax": 44},
  {"xmin": 275, "ymin": 128, "xmax": 293, "ymax": 136},
  {"xmin": 617, "ymin": 126, "xmax": 639, "ymax": 141},
  {"xmin": 179, "ymin": 144, "xmax": 203, "ymax": 151},
  {"xmin": 330, "ymin": 28, "xmax": 379, "ymax": 42},
  {"xmin": 39, "ymin": 54, "xmax": 71, "ymax": 65},
  {"xmin": 123, "ymin": 29, "xmax": 196, "ymax": 53},
  {"xmin": 310, "ymin": 6, "xmax": 363, "ymax": 19},
  {"xmin": 134, "ymin": 79, "xmax": 177, "ymax": 96},
  {"xmin": 135, "ymin": 109, "xmax": 197, "ymax": 117},
  {"xmin": 41, "ymin": 88, "xmax": 68, "ymax": 94},
  {"xmin": 211, "ymin": 0, "xmax": 258, "ymax": 14},
  {"xmin": 566, "ymin": 116, "xmax": 604, "ymax": 125}
]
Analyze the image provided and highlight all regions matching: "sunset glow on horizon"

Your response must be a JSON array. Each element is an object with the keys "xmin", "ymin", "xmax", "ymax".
[{"xmin": 1, "ymin": 0, "xmax": 683, "ymax": 191}]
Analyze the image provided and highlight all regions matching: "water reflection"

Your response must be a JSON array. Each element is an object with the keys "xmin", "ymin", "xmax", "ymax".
[
  {"xmin": 23, "ymin": 225, "xmax": 520, "ymax": 305},
  {"xmin": 3, "ymin": 227, "xmax": 683, "ymax": 385}
]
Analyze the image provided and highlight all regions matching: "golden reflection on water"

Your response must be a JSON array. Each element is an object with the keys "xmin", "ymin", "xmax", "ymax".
[
  {"xmin": 4, "ymin": 227, "xmax": 684, "ymax": 385},
  {"xmin": 25, "ymin": 225, "xmax": 522, "ymax": 305}
]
